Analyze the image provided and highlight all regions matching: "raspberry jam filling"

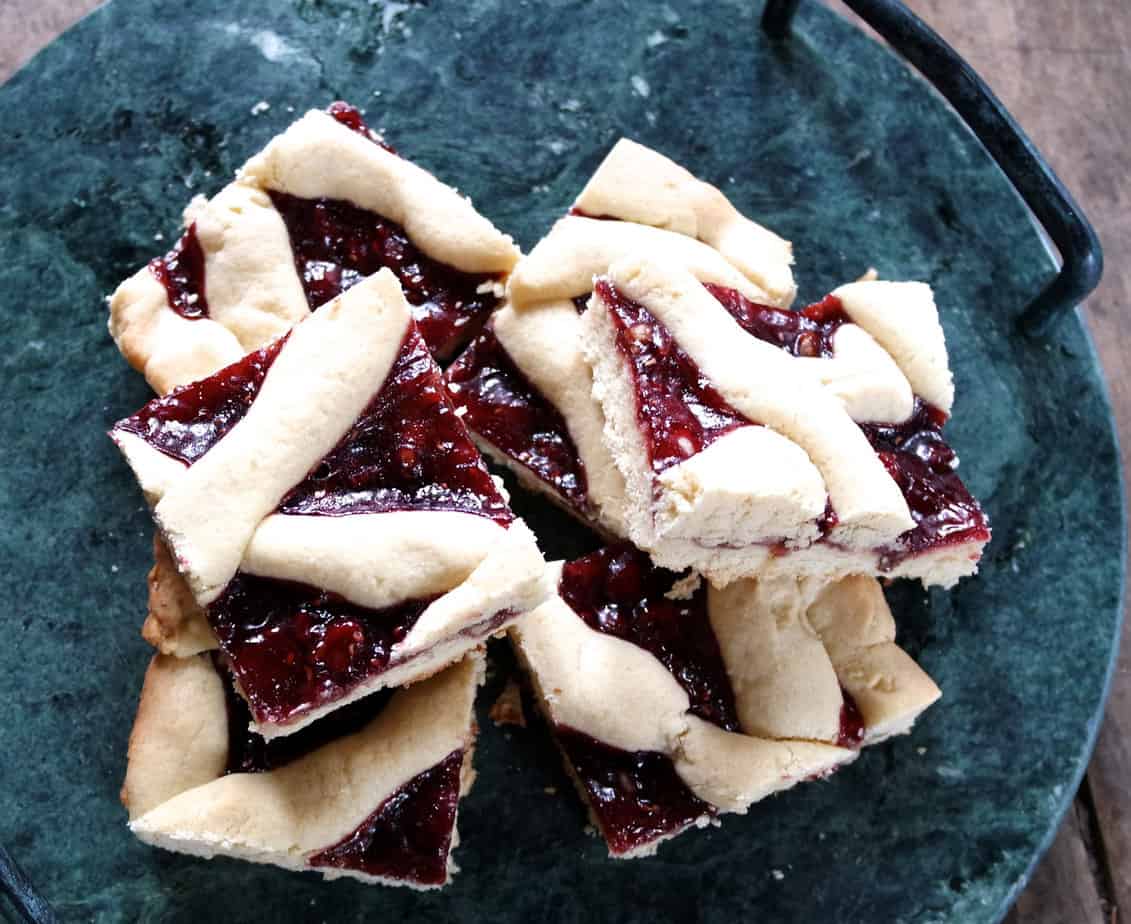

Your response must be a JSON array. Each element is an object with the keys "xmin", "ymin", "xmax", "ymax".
[
  {"xmin": 445, "ymin": 326, "xmax": 590, "ymax": 511},
  {"xmin": 150, "ymin": 222, "xmax": 209, "ymax": 320},
  {"xmin": 706, "ymin": 285, "xmax": 989, "ymax": 562},
  {"xmin": 113, "ymin": 336, "xmax": 287, "ymax": 464},
  {"xmin": 309, "ymin": 749, "xmax": 463, "ymax": 884},
  {"xmin": 595, "ymin": 278, "xmax": 750, "ymax": 473},
  {"xmin": 279, "ymin": 328, "xmax": 513, "ymax": 525},
  {"xmin": 269, "ymin": 190, "xmax": 502, "ymax": 359},
  {"xmin": 208, "ymin": 572, "xmax": 435, "ymax": 726},
  {"xmin": 705, "ymin": 284, "xmax": 849, "ymax": 357},
  {"xmin": 559, "ymin": 545, "xmax": 740, "ymax": 731},
  {"xmin": 555, "ymin": 726, "xmax": 712, "ymax": 856},
  {"xmin": 325, "ymin": 100, "xmax": 396, "ymax": 153},
  {"xmin": 113, "ymin": 327, "xmax": 512, "ymax": 525},
  {"xmin": 217, "ymin": 654, "xmax": 394, "ymax": 774},
  {"xmin": 862, "ymin": 400, "xmax": 990, "ymax": 567},
  {"xmin": 219, "ymin": 657, "xmax": 464, "ymax": 886},
  {"xmin": 838, "ymin": 688, "xmax": 866, "ymax": 749}
]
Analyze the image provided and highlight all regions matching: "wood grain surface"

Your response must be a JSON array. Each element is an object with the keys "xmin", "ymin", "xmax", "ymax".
[{"xmin": 2, "ymin": 1, "xmax": 1127, "ymax": 921}]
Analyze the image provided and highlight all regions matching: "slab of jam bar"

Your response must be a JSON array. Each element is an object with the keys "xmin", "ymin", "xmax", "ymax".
[
  {"xmin": 110, "ymin": 102, "xmax": 520, "ymax": 395},
  {"xmin": 111, "ymin": 273, "xmax": 545, "ymax": 735},
  {"xmin": 122, "ymin": 652, "xmax": 480, "ymax": 888},
  {"xmin": 579, "ymin": 257, "xmax": 989, "ymax": 587},
  {"xmin": 508, "ymin": 546, "xmax": 936, "ymax": 858}
]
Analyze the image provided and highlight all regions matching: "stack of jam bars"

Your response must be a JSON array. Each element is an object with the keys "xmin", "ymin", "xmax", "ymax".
[
  {"xmin": 447, "ymin": 138, "xmax": 989, "ymax": 857},
  {"xmin": 109, "ymin": 105, "xmax": 547, "ymax": 888},
  {"xmin": 108, "ymin": 105, "xmax": 989, "ymax": 877}
]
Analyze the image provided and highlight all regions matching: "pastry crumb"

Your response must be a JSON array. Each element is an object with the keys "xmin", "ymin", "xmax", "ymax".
[
  {"xmin": 250, "ymin": 100, "xmax": 271, "ymax": 116},
  {"xmin": 543, "ymin": 786, "xmax": 557, "ymax": 795},
  {"xmin": 665, "ymin": 573, "xmax": 701, "ymax": 601},
  {"xmin": 771, "ymin": 869, "xmax": 785, "ymax": 881}
]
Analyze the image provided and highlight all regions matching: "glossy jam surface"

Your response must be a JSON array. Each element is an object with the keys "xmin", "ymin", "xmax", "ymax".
[
  {"xmin": 268, "ymin": 190, "xmax": 501, "ymax": 358},
  {"xmin": 113, "ymin": 336, "xmax": 286, "ymax": 464},
  {"xmin": 706, "ymin": 285, "xmax": 990, "ymax": 562},
  {"xmin": 279, "ymin": 328, "xmax": 513, "ymax": 525},
  {"xmin": 326, "ymin": 101, "xmax": 396, "ymax": 153},
  {"xmin": 217, "ymin": 653, "xmax": 393, "ymax": 774},
  {"xmin": 556, "ymin": 726, "xmax": 712, "ymax": 856},
  {"xmin": 596, "ymin": 278, "xmax": 750, "ymax": 473},
  {"xmin": 706, "ymin": 285, "xmax": 850, "ymax": 357},
  {"xmin": 309, "ymin": 748, "xmax": 463, "ymax": 884},
  {"xmin": 150, "ymin": 222, "xmax": 209, "ymax": 320},
  {"xmin": 837, "ymin": 688, "xmax": 866, "ymax": 749},
  {"xmin": 208, "ymin": 572, "xmax": 434, "ymax": 725},
  {"xmin": 861, "ymin": 400, "xmax": 991, "ymax": 567},
  {"xmin": 445, "ymin": 326, "xmax": 589, "ymax": 511},
  {"xmin": 559, "ymin": 545, "xmax": 739, "ymax": 732}
]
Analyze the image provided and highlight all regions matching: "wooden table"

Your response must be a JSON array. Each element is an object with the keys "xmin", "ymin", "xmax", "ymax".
[{"xmin": 2, "ymin": 2, "xmax": 1126, "ymax": 920}]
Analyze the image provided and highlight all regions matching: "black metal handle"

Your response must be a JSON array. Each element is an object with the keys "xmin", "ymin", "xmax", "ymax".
[
  {"xmin": 762, "ymin": 0, "xmax": 1103, "ymax": 334},
  {"xmin": 0, "ymin": 846, "xmax": 57, "ymax": 924}
]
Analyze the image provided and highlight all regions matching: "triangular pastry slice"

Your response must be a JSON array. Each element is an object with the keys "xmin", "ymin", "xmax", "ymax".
[
  {"xmin": 510, "ymin": 544, "xmax": 940, "ymax": 858},
  {"xmin": 111, "ymin": 271, "xmax": 545, "ymax": 736},
  {"xmin": 122, "ymin": 651, "xmax": 482, "ymax": 889},
  {"xmin": 578, "ymin": 257, "xmax": 989, "ymax": 587},
  {"xmin": 446, "ymin": 137, "xmax": 795, "ymax": 537},
  {"xmin": 110, "ymin": 101, "xmax": 519, "ymax": 393}
]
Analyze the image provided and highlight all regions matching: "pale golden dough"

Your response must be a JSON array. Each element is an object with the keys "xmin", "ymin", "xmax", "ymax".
[
  {"xmin": 240, "ymin": 109, "xmax": 519, "ymax": 275},
  {"xmin": 806, "ymin": 576, "xmax": 942, "ymax": 744},
  {"xmin": 121, "ymin": 653, "xmax": 228, "ymax": 819},
  {"xmin": 508, "ymin": 215, "xmax": 776, "ymax": 311},
  {"xmin": 708, "ymin": 578, "xmax": 846, "ymax": 743},
  {"xmin": 833, "ymin": 280, "xmax": 955, "ymax": 414},
  {"xmin": 239, "ymin": 511, "xmax": 513, "ymax": 610},
  {"xmin": 573, "ymin": 137, "xmax": 796, "ymax": 306},
  {"xmin": 186, "ymin": 182, "xmax": 308, "ymax": 348},
  {"xmin": 673, "ymin": 717, "xmax": 852, "ymax": 814},
  {"xmin": 126, "ymin": 654, "xmax": 483, "ymax": 888},
  {"xmin": 108, "ymin": 267, "xmax": 246, "ymax": 395},
  {"xmin": 153, "ymin": 271, "xmax": 411, "ymax": 605}
]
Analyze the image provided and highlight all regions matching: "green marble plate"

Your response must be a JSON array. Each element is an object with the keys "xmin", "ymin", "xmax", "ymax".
[{"xmin": 0, "ymin": 1, "xmax": 1122, "ymax": 921}]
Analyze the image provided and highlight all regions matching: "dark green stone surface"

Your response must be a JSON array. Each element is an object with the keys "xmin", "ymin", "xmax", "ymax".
[{"xmin": 0, "ymin": 1, "xmax": 1123, "ymax": 921}]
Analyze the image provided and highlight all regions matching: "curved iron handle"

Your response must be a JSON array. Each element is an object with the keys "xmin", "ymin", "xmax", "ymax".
[
  {"xmin": 762, "ymin": 0, "xmax": 1103, "ymax": 334},
  {"xmin": 0, "ymin": 846, "xmax": 58, "ymax": 924}
]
